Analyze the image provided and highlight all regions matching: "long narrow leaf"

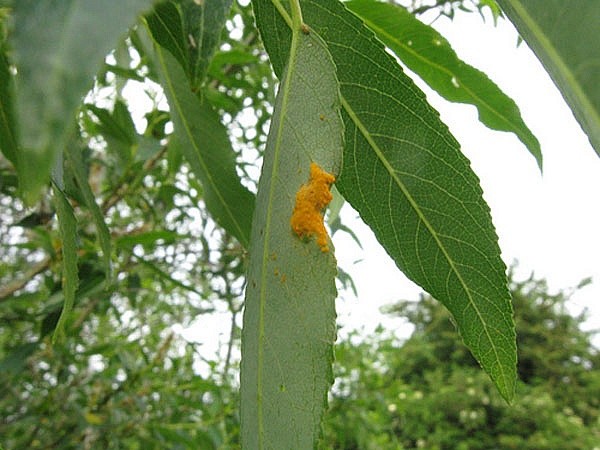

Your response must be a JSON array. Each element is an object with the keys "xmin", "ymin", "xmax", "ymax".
[
  {"xmin": 12, "ymin": 0, "xmax": 155, "ymax": 204},
  {"xmin": 152, "ymin": 46, "xmax": 255, "ymax": 247},
  {"xmin": 346, "ymin": 0, "xmax": 542, "ymax": 169},
  {"xmin": 146, "ymin": 0, "xmax": 233, "ymax": 90},
  {"xmin": 253, "ymin": 0, "xmax": 516, "ymax": 402},
  {"xmin": 146, "ymin": 0, "xmax": 255, "ymax": 246},
  {"xmin": 65, "ymin": 144, "xmax": 111, "ymax": 280},
  {"xmin": 240, "ymin": 25, "xmax": 343, "ymax": 447},
  {"xmin": 52, "ymin": 184, "xmax": 79, "ymax": 343},
  {"xmin": 0, "ymin": 39, "xmax": 17, "ymax": 166},
  {"xmin": 495, "ymin": 0, "xmax": 600, "ymax": 157}
]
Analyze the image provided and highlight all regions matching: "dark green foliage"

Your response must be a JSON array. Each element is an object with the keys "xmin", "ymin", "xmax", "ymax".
[
  {"xmin": 0, "ymin": 2, "xmax": 262, "ymax": 447},
  {"xmin": 321, "ymin": 273, "xmax": 600, "ymax": 449},
  {"xmin": 146, "ymin": 0, "xmax": 234, "ymax": 91},
  {"xmin": 0, "ymin": 331, "xmax": 241, "ymax": 449}
]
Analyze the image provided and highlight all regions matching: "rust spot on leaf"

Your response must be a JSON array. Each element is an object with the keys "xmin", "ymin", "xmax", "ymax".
[{"xmin": 290, "ymin": 162, "xmax": 335, "ymax": 252}]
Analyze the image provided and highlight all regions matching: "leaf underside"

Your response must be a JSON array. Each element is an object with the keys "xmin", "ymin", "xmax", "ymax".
[
  {"xmin": 253, "ymin": 0, "xmax": 517, "ymax": 402},
  {"xmin": 240, "ymin": 25, "xmax": 343, "ymax": 448},
  {"xmin": 11, "ymin": 0, "xmax": 155, "ymax": 204}
]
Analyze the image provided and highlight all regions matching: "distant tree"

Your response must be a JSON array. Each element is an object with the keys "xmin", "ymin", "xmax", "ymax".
[{"xmin": 322, "ymin": 273, "xmax": 600, "ymax": 449}]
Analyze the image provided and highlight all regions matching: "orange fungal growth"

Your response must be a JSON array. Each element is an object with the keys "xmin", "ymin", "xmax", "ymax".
[{"xmin": 290, "ymin": 162, "xmax": 335, "ymax": 252}]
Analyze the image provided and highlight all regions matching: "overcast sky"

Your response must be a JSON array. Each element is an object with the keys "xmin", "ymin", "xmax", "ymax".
[{"xmin": 334, "ymin": 7, "xmax": 600, "ymax": 341}]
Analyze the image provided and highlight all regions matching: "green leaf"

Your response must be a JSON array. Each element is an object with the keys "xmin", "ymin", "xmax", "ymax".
[
  {"xmin": 51, "ymin": 184, "xmax": 79, "ymax": 343},
  {"xmin": 115, "ymin": 230, "xmax": 179, "ymax": 250},
  {"xmin": 0, "ymin": 342, "xmax": 38, "ymax": 375},
  {"xmin": 65, "ymin": 144, "xmax": 112, "ymax": 281},
  {"xmin": 151, "ymin": 44, "xmax": 256, "ymax": 247},
  {"xmin": 240, "ymin": 26, "xmax": 343, "ymax": 449},
  {"xmin": 209, "ymin": 48, "xmax": 260, "ymax": 70},
  {"xmin": 85, "ymin": 101, "xmax": 137, "ymax": 164},
  {"xmin": 11, "ymin": 0, "xmax": 155, "ymax": 204},
  {"xmin": 0, "ymin": 36, "xmax": 17, "ymax": 166},
  {"xmin": 132, "ymin": 254, "xmax": 202, "ymax": 296},
  {"xmin": 146, "ymin": 0, "xmax": 233, "ymax": 90},
  {"xmin": 346, "ymin": 0, "xmax": 542, "ymax": 170},
  {"xmin": 253, "ymin": 0, "xmax": 516, "ymax": 402},
  {"xmin": 495, "ymin": 0, "xmax": 600, "ymax": 157}
]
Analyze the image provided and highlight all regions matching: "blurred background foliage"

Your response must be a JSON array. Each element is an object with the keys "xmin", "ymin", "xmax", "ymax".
[
  {"xmin": 322, "ymin": 273, "xmax": 600, "ymax": 450},
  {"xmin": 0, "ymin": 0, "xmax": 598, "ymax": 448}
]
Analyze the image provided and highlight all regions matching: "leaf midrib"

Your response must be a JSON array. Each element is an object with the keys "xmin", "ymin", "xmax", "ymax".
[
  {"xmin": 357, "ymin": 13, "xmax": 522, "ymax": 137},
  {"xmin": 155, "ymin": 45, "xmax": 249, "ymax": 247},
  {"xmin": 154, "ymin": 4, "xmax": 189, "ymax": 68},
  {"xmin": 254, "ymin": 26, "xmax": 303, "ymax": 449}
]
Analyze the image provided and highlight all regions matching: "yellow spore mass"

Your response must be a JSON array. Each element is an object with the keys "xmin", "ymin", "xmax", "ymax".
[{"xmin": 290, "ymin": 162, "xmax": 335, "ymax": 252}]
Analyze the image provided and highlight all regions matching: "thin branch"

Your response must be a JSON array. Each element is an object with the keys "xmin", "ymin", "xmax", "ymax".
[
  {"xmin": 1, "ymin": 146, "xmax": 168, "ymax": 302},
  {"xmin": 71, "ymin": 296, "xmax": 102, "ymax": 330},
  {"xmin": 0, "ymin": 256, "xmax": 51, "ymax": 302},
  {"xmin": 101, "ymin": 146, "xmax": 167, "ymax": 214},
  {"xmin": 223, "ymin": 308, "xmax": 237, "ymax": 381}
]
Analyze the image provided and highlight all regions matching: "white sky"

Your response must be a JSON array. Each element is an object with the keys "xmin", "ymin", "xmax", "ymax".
[{"xmin": 334, "ymin": 8, "xmax": 600, "ymax": 342}]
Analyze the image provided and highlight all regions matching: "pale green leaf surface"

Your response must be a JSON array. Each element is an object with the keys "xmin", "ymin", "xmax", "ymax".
[
  {"xmin": 65, "ymin": 144, "xmax": 111, "ymax": 281},
  {"xmin": 346, "ymin": 0, "xmax": 542, "ymax": 169},
  {"xmin": 12, "ymin": 0, "xmax": 155, "ymax": 204},
  {"xmin": 240, "ymin": 29, "xmax": 343, "ymax": 448},
  {"xmin": 496, "ymin": 0, "xmax": 600, "ymax": 157},
  {"xmin": 253, "ymin": 0, "xmax": 516, "ymax": 402},
  {"xmin": 152, "ymin": 45, "xmax": 255, "ymax": 247},
  {"xmin": 51, "ymin": 184, "xmax": 79, "ymax": 343},
  {"xmin": 146, "ymin": 0, "xmax": 233, "ymax": 90}
]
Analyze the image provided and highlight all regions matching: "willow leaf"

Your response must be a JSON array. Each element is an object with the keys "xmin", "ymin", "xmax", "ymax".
[
  {"xmin": 495, "ymin": 0, "xmax": 600, "ymax": 157},
  {"xmin": 0, "ymin": 39, "xmax": 16, "ymax": 166},
  {"xmin": 146, "ymin": 0, "xmax": 233, "ymax": 90},
  {"xmin": 152, "ymin": 46, "xmax": 255, "ymax": 246},
  {"xmin": 240, "ymin": 25, "xmax": 343, "ymax": 448},
  {"xmin": 65, "ymin": 144, "xmax": 111, "ymax": 280},
  {"xmin": 11, "ymin": 0, "xmax": 155, "ymax": 204},
  {"xmin": 253, "ymin": 0, "xmax": 516, "ymax": 402},
  {"xmin": 52, "ymin": 184, "xmax": 79, "ymax": 343},
  {"xmin": 346, "ymin": 0, "xmax": 542, "ymax": 169}
]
